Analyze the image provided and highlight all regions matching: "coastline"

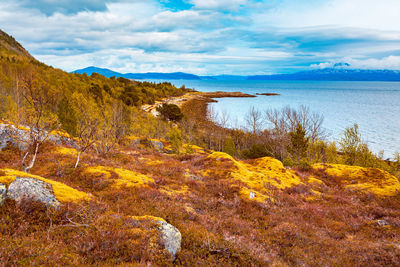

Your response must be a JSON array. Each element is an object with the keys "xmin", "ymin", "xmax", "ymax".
[{"xmin": 142, "ymin": 91, "xmax": 255, "ymax": 117}]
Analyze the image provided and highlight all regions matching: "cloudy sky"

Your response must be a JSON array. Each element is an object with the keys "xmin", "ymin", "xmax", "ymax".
[{"xmin": 1, "ymin": 0, "xmax": 400, "ymax": 75}]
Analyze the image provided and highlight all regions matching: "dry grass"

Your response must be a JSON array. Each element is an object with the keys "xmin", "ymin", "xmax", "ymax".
[{"xmin": 1, "ymin": 142, "xmax": 400, "ymax": 265}]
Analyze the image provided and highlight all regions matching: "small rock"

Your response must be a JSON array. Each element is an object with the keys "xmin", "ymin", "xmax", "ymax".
[
  {"xmin": 377, "ymin": 220, "xmax": 389, "ymax": 226},
  {"xmin": 150, "ymin": 140, "xmax": 164, "ymax": 151},
  {"xmin": 7, "ymin": 177, "xmax": 60, "ymax": 207},
  {"xmin": 131, "ymin": 217, "xmax": 181, "ymax": 260},
  {"xmin": 186, "ymin": 173, "xmax": 202, "ymax": 181},
  {"xmin": 157, "ymin": 220, "xmax": 182, "ymax": 260},
  {"xmin": 0, "ymin": 183, "xmax": 6, "ymax": 206}
]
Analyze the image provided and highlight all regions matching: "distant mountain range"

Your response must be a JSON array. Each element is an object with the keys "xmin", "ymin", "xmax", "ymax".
[
  {"xmin": 73, "ymin": 66, "xmax": 400, "ymax": 81},
  {"xmin": 73, "ymin": 66, "xmax": 200, "ymax": 80}
]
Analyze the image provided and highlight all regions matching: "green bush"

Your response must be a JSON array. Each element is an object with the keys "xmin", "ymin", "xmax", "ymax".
[
  {"xmin": 297, "ymin": 158, "xmax": 311, "ymax": 171},
  {"xmin": 156, "ymin": 103, "xmax": 184, "ymax": 122},
  {"xmin": 283, "ymin": 156, "xmax": 295, "ymax": 167},
  {"xmin": 223, "ymin": 137, "xmax": 236, "ymax": 157},
  {"xmin": 167, "ymin": 127, "xmax": 183, "ymax": 154},
  {"xmin": 241, "ymin": 144, "xmax": 270, "ymax": 159}
]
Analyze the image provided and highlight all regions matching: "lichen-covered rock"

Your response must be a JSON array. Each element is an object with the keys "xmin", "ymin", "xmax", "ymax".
[
  {"xmin": 131, "ymin": 216, "xmax": 181, "ymax": 260},
  {"xmin": 7, "ymin": 177, "xmax": 60, "ymax": 207},
  {"xmin": 0, "ymin": 123, "xmax": 29, "ymax": 151},
  {"xmin": 0, "ymin": 169, "xmax": 90, "ymax": 204},
  {"xmin": 150, "ymin": 139, "xmax": 164, "ymax": 151},
  {"xmin": 0, "ymin": 183, "xmax": 6, "ymax": 206},
  {"xmin": 0, "ymin": 123, "xmax": 77, "ymax": 151},
  {"xmin": 157, "ymin": 220, "xmax": 182, "ymax": 259}
]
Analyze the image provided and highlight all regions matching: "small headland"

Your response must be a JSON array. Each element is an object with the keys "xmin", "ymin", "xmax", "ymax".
[
  {"xmin": 255, "ymin": 93, "xmax": 280, "ymax": 96},
  {"xmin": 142, "ymin": 91, "xmax": 255, "ymax": 118}
]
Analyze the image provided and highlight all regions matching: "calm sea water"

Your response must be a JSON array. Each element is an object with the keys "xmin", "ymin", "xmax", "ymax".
[{"xmin": 148, "ymin": 80, "xmax": 400, "ymax": 158}]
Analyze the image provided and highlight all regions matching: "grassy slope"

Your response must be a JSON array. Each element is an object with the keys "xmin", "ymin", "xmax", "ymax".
[{"xmin": 1, "ymin": 140, "xmax": 400, "ymax": 266}]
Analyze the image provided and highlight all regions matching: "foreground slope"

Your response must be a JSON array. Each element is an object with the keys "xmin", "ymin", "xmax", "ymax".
[{"xmin": 1, "ymin": 137, "xmax": 400, "ymax": 265}]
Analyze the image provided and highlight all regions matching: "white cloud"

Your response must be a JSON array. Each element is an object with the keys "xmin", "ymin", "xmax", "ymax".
[
  {"xmin": 1, "ymin": 0, "xmax": 400, "ymax": 74},
  {"xmin": 189, "ymin": 0, "xmax": 247, "ymax": 11},
  {"xmin": 311, "ymin": 56, "xmax": 400, "ymax": 70},
  {"xmin": 255, "ymin": 0, "xmax": 400, "ymax": 31}
]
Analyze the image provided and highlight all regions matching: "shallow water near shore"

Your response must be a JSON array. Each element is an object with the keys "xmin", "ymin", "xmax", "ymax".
[{"xmin": 147, "ymin": 80, "xmax": 400, "ymax": 158}]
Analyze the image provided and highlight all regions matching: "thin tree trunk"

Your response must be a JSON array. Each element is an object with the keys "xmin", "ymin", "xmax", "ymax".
[
  {"xmin": 24, "ymin": 142, "xmax": 39, "ymax": 173},
  {"xmin": 74, "ymin": 151, "xmax": 81, "ymax": 169}
]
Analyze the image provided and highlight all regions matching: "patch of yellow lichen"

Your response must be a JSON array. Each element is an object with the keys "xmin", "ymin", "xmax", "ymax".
[
  {"xmin": 84, "ymin": 166, "xmax": 154, "ymax": 189},
  {"xmin": 0, "ymin": 120, "xmax": 30, "ymax": 132},
  {"xmin": 55, "ymin": 146, "xmax": 76, "ymax": 156},
  {"xmin": 307, "ymin": 176, "xmax": 325, "ymax": 186},
  {"xmin": 131, "ymin": 215, "xmax": 166, "ymax": 223},
  {"xmin": 160, "ymin": 185, "xmax": 189, "ymax": 196},
  {"xmin": 143, "ymin": 159, "xmax": 164, "ymax": 166},
  {"xmin": 313, "ymin": 164, "xmax": 400, "ymax": 197},
  {"xmin": 305, "ymin": 189, "xmax": 322, "ymax": 202},
  {"xmin": 203, "ymin": 152, "xmax": 302, "ymax": 201},
  {"xmin": 0, "ymin": 169, "xmax": 90, "ymax": 203},
  {"xmin": 49, "ymin": 129, "xmax": 71, "ymax": 138},
  {"xmin": 239, "ymin": 187, "xmax": 269, "ymax": 202},
  {"xmin": 0, "ymin": 175, "xmax": 15, "ymax": 185},
  {"xmin": 184, "ymin": 144, "xmax": 208, "ymax": 154}
]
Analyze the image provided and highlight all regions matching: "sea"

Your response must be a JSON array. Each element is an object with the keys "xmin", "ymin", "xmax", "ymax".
[{"xmin": 147, "ymin": 80, "xmax": 400, "ymax": 159}]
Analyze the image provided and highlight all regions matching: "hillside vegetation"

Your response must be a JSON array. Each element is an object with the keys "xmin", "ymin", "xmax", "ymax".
[{"xmin": 1, "ymin": 30, "xmax": 400, "ymax": 266}]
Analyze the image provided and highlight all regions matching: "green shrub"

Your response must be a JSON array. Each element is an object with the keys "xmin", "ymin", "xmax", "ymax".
[
  {"xmin": 297, "ymin": 158, "xmax": 311, "ymax": 171},
  {"xmin": 157, "ymin": 103, "xmax": 184, "ymax": 122},
  {"xmin": 167, "ymin": 127, "xmax": 183, "ymax": 154},
  {"xmin": 283, "ymin": 156, "xmax": 295, "ymax": 167},
  {"xmin": 223, "ymin": 137, "xmax": 236, "ymax": 157},
  {"xmin": 241, "ymin": 144, "xmax": 270, "ymax": 159}
]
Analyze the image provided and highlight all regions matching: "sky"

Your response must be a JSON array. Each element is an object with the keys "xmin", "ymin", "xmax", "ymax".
[{"xmin": 0, "ymin": 0, "xmax": 400, "ymax": 75}]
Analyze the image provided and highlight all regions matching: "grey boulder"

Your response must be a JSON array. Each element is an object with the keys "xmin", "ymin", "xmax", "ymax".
[
  {"xmin": 150, "ymin": 140, "xmax": 164, "ymax": 151},
  {"xmin": 0, "ymin": 183, "xmax": 6, "ymax": 206},
  {"xmin": 7, "ymin": 177, "xmax": 60, "ymax": 207},
  {"xmin": 131, "ymin": 217, "xmax": 181, "ymax": 260},
  {"xmin": 0, "ymin": 124, "xmax": 29, "ymax": 151},
  {"xmin": 157, "ymin": 220, "xmax": 182, "ymax": 260}
]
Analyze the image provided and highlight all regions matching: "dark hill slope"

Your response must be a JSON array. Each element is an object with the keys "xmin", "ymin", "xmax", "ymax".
[
  {"xmin": 74, "ymin": 66, "xmax": 201, "ymax": 80},
  {"xmin": 0, "ymin": 29, "xmax": 187, "ymax": 135},
  {"xmin": 0, "ymin": 29, "xmax": 33, "ymax": 59}
]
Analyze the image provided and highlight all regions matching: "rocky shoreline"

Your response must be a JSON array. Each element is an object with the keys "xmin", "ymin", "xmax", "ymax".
[{"xmin": 142, "ymin": 91, "xmax": 255, "ymax": 117}]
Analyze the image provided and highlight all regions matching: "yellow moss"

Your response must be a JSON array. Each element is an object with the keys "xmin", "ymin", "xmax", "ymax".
[
  {"xmin": 55, "ymin": 146, "xmax": 76, "ymax": 156},
  {"xmin": 160, "ymin": 185, "xmax": 189, "ymax": 196},
  {"xmin": 0, "ymin": 121, "xmax": 29, "ymax": 131},
  {"xmin": 0, "ymin": 169, "xmax": 89, "ymax": 203},
  {"xmin": 144, "ymin": 159, "xmax": 164, "ymax": 166},
  {"xmin": 203, "ymin": 152, "xmax": 302, "ymax": 201},
  {"xmin": 313, "ymin": 163, "xmax": 400, "ymax": 197},
  {"xmin": 305, "ymin": 189, "xmax": 322, "ymax": 202},
  {"xmin": 131, "ymin": 215, "xmax": 166, "ymax": 223},
  {"xmin": 239, "ymin": 187, "xmax": 269, "ymax": 202},
  {"xmin": 307, "ymin": 176, "xmax": 325, "ymax": 186},
  {"xmin": 184, "ymin": 144, "xmax": 207, "ymax": 154},
  {"xmin": 16, "ymin": 125, "xmax": 30, "ymax": 131},
  {"xmin": 84, "ymin": 166, "xmax": 154, "ymax": 188},
  {"xmin": 49, "ymin": 129, "xmax": 71, "ymax": 138},
  {"xmin": 0, "ymin": 175, "xmax": 16, "ymax": 185}
]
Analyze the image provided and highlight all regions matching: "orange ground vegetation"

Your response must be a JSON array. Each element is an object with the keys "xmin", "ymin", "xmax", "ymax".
[{"xmin": 1, "ymin": 141, "xmax": 400, "ymax": 266}]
